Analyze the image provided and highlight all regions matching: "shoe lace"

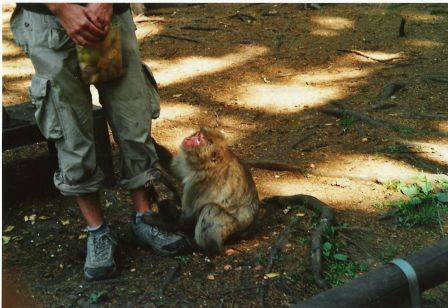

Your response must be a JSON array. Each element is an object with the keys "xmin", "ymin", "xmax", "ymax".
[{"xmin": 92, "ymin": 232, "xmax": 116, "ymax": 261}]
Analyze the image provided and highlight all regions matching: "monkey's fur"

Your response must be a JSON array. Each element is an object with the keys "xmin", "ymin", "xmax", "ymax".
[{"xmin": 171, "ymin": 128, "xmax": 259, "ymax": 255}]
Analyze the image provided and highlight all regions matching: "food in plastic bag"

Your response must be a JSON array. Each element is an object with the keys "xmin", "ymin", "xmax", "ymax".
[{"xmin": 76, "ymin": 22, "xmax": 123, "ymax": 84}]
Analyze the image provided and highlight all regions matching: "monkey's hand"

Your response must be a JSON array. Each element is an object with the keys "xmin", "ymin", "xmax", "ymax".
[{"xmin": 145, "ymin": 168, "xmax": 182, "ymax": 227}]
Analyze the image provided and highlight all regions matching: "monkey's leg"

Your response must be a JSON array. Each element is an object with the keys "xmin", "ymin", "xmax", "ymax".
[{"xmin": 194, "ymin": 203, "xmax": 239, "ymax": 256}]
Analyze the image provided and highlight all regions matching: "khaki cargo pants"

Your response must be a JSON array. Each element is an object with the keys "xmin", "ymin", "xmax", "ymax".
[{"xmin": 10, "ymin": 7, "xmax": 160, "ymax": 196}]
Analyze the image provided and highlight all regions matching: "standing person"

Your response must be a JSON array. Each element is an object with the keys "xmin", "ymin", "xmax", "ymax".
[{"xmin": 10, "ymin": 3, "xmax": 186, "ymax": 281}]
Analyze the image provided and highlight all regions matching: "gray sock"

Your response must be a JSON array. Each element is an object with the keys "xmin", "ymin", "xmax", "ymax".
[{"xmin": 87, "ymin": 223, "xmax": 107, "ymax": 234}]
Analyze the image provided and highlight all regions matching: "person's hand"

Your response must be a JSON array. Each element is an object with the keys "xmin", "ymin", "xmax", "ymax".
[
  {"xmin": 46, "ymin": 4, "xmax": 106, "ymax": 47},
  {"xmin": 85, "ymin": 4, "xmax": 113, "ymax": 33}
]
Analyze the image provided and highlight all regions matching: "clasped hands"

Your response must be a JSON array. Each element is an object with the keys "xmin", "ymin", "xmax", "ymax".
[{"xmin": 47, "ymin": 3, "xmax": 113, "ymax": 47}]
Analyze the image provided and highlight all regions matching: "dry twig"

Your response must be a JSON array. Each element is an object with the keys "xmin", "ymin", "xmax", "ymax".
[
  {"xmin": 337, "ymin": 49, "xmax": 401, "ymax": 63},
  {"xmin": 156, "ymin": 34, "xmax": 201, "ymax": 44},
  {"xmin": 246, "ymin": 161, "xmax": 303, "ymax": 174},
  {"xmin": 399, "ymin": 17, "xmax": 406, "ymax": 37},
  {"xmin": 181, "ymin": 25, "xmax": 220, "ymax": 31}
]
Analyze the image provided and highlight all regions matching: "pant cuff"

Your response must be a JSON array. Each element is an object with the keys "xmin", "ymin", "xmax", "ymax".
[
  {"xmin": 54, "ymin": 168, "xmax": 104, "ymax": 196},
  {"xmin": 120, "ymin": 167, "xmax": 161, "ymax": 191}
]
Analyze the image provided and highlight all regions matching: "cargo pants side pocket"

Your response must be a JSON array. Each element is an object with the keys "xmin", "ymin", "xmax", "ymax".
[{"xmin": 28, "ymin": 75, "xmax": 64, "ymax": 140}]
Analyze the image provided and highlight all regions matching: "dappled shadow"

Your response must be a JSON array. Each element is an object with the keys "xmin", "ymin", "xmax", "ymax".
[{"xmin": 2, "ymin": 3, "xmax": 448, "ymax": 306}]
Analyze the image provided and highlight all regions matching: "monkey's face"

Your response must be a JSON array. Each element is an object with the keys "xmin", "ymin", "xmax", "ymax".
[{"xmin": 180, "ymin": 128, "xmax": 228, "ymax": 165}]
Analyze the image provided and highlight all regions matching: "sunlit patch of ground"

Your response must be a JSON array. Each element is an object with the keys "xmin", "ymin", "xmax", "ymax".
[
  {"xmin": 405, "ymin": 39, "xmax": 445, "ymax": 49},
  {"xmin": 146, "ymin": 45, "xmax": 268, "ymax": 87},
  {"xmin": 312, "ymin": 154, "xmax": 448, "ymax": 184}
]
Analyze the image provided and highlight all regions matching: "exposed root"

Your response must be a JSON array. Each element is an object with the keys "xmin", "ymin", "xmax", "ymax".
[
  {"xmin": 159, "ymin": 263, "xmax": 181, "ymax": 297},
  {"xmin": 262, "ymin": 195, "xmax": 335, "ymax": 291},
  {"xmin": 258, "ymin": 216, "xmax": 298, "ymax": 306},
  {"xmin": 321, "ymin": 107, "xmax": 407, "ymax": 132},
  {"xmin": 337, "ymin": 49, "xmax": 402, "ymax": 63}
]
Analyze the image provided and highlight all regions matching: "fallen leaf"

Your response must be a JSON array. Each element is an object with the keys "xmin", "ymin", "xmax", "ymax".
[
  {"xmin": 207, "ymin": 274, "xmax": 215, "ymax": 280},
  {"xmin": 283, "ymin": 206, "xmax": 291, "ymax": 215},
  {"xmin": 362, "ymin": 138, "xmax": 368, "ymax": 142},
  {"xmin": 2, "ymin": 236, "xmax": 11, "ymax": 245},
  {"xmin": 254, "ymin": 265, "xmax": 263, "ymax": 271},
  {"xmin": 61, "ymin": 219, "xmax": 70, "ymax": 226},
  {"xmin": 225, "ymin": 248, "xmax": 236, "ymax": 256},
  {"xmin": 38, "ymin": 216, "xmax": 50, "ymax": 220},
  {"xmin": 296, "ymin": 212, "xmax": 305, "ymax": 217},
  {"xmin": 12, "ymin": 236, "xmax": 23, "ymax": 242},
  {"xmin": 78, "ymin": 233, "xmax": 87, "ymax": 240},
  {"xmin": 130, "ymin": 268, "xmax": 136, "ymax": 272},
  {"xmin": 59, "ymin": 264, "xmax": 64, "ymax": 269},
  {"xmin": 264, "ymin": 272, "xmax": 280, "ymax": 279},
  {"xmin": 4, "ymin": 225, "xmax": 15, "ymax": 233},
  {"xmin": 310, "ymin": 163, "xmax": 316, "ymax": 168},
  {"xmin": 172, "ymin": 93, "xmax": 182, "ymax": 98}
]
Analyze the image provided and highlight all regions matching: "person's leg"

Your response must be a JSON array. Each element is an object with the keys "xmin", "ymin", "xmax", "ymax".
[
  {"xmin": 97, "ymin": 10, "xmax": 188, "ymax": 255},
  {"xmin": 77, "ymin": 193, "xmax": 104, "ymax": 228},
  {"xmin": 131, "ymin": 189, "xmax": 151, "ymax": 214},
  {"xmin": 11, "ymin": 8, "xmax": 116, "ymax": 280}
]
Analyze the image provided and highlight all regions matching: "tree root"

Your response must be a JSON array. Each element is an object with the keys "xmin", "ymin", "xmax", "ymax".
[
  {"xmin": 258, "ymin": 215, "xmax": 298, "ymax": 306},
  {"xmin": 159, "ymin": 263, "xmax": 181, "ymax": 297},
  {"xmin": 321, "ymin": 107, "xmax": 407, "ymax": 132},
  {"xmin": 261, "ymin": 195, "xmax": 335, "ymax": 297},
  {"xmin": 337, "ymin": 49, "xmax": 402, "ymax": 63}
]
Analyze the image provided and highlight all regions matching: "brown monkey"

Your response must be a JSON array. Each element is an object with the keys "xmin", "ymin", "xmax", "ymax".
[{"xmin": 171, "ymin": 127, "xmax": 259, "ymax": 255}]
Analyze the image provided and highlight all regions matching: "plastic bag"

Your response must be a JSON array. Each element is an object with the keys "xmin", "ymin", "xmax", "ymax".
[{"xmin": 76, "ymin": 22, "xmax": 123, "ymax": 84}]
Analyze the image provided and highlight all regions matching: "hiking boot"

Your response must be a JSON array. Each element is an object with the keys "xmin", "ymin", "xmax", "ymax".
[
  {"xmin": 132, "ymin": 214, "xmax": 189, "ymax": 256},
  {"xmin": 84, "ymin": 225, "xmax": 118, "ymax": 282}
]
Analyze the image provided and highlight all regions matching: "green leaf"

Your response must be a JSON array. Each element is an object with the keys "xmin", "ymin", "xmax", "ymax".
[
  {"xmin": 409, "ymin": 197, "xmax": 422, "ymax": 206},
  {"xmin": 333, "ymin": 253, "xmax": 348, "ymax": 261},
  {"xmin": 323, "ymin": 242, "xmax": 332, "ymax": 252},
  {"xmin": 436, "ymin": 192, "xmax": 448, "ymax": 203},
  {"xmin": 89, "ymin": 291, "xmax": 107, "ymax": 304},
  {"xmin": 400, "ymin": 184, "xmax": 420, "ymax": 198},
  {"xmin": 322, "ymin": 242, "xmax": 332, "ymax": 257},
  {"xmin": 419, "ymin": 181, "xmax": 432, "ymax": 196}
]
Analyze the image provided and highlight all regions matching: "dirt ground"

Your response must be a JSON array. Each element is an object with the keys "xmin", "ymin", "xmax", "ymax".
[{"xmin": 2, "ymin": 3, "xmax": 448, "ymax": 307}]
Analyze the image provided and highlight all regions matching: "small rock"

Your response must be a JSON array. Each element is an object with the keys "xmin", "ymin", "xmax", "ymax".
[
  {"xmin": 207, "ymin": 274, "xmax": 215, "ymax": 280},
  {"xmin": 224, "ymin": 265, "xmax": 232, "ymax": 271}
]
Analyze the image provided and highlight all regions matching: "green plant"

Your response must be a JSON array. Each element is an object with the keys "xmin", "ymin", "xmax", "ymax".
[
  {"xmin": 321, "ymin": 228, "xmax": 368, "ymax": 287},
  {"xmin": 174, "ymin": 255, "xmax": 189, "ymax": 266},
  {"xmin": 284, "ymin": 271, "xmax": 301, "ymax": 284},
  {"xmin": 387, "ymin": 179, "xmax": 448, "ymax": 231},
  {"xmin": 254, "ymin": 252, "xmax": 268, "ymax": 265},
  {"xmin": 341, "ymin": 116, "xmax": 355, "ymax": 128}
]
